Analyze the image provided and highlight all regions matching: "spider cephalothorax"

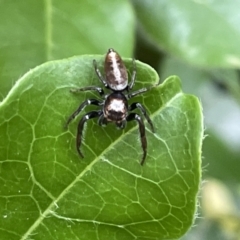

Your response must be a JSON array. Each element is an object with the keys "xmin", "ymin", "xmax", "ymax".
[{"xmin": 66, "ymin": 48, "xmax": 158, "ymax": 165}]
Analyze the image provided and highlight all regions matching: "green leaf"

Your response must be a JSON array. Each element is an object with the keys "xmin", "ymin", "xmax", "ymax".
[
  {"xmin": 0, "ymin": 54, "xmax": 203, "ymax": 239},
  {"xmin": 0, "ymin": 0, "xmax": 134, "ymax": 100},
  {"xmin": 161, "ymin": 56, "xmax": 240, "ymax": 183},
  {"xmin": 132, "ymin": 0, "xmax": 240, "ymax": 68}
]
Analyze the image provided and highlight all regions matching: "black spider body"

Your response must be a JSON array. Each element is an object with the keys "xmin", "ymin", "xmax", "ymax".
[
  {"xmin": 104, "ymin": 92, "xmax": 128, "ymax": 123},
  {"xmin": 66, "ymin": 48, "xmax": 158, "ymax": 165}
]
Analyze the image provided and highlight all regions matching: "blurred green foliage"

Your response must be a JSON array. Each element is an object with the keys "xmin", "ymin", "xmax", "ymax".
[{"xmin": 0, "ymin": 0, "xmax": 240, "ymax": 239}]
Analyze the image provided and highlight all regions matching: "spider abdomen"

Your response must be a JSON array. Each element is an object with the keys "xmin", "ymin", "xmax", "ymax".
[{"xmin": 105, "ymin": 48, "xmax": 128, "ymax": 91}]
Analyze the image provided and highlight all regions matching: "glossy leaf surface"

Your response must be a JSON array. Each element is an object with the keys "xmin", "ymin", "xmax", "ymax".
[{"xmin": 0, "ymin": 55, "xmax": 203, "ymax": 239}]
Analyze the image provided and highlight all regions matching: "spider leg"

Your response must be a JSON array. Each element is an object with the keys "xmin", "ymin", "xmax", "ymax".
[
  {"xmin": 93, "ymin": 59, "xmax": 108, "ymax": 87},
  {"xmin": 76, "ymin": 111, "xmax": 102, "ymax": 157},
  {"xmin": 65, "ymin": 99, "xmax": 103, "ymax": 128},
  {"xmin": 129, "ymin": 102, "xmax": 154, "ymax": 132},
  {"xmin": 128, "ymin": 58, "xmax": 136, "ymax": 90},
  {"xmin": 70, "ymin": 86, "xmax": 105, "ymax": 97},
  {"xmin": 127, "ymin": 79, "xmax": 160, "ymax": 99},
  {"xmin": 98, "ymin": 114, "xmax": 108, "ymax": 127},
  {"xmin": 116, "ymin": 120, "xmax": 127, "ymax": 129},
  {"xmin": 127, "ymin": 113, "xmax": 147, "ymax": 165}
]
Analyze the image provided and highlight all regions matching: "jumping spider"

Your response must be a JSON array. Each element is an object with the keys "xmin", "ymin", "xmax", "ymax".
[{"xmin": 66, "ymin": 48, "xmax": 159, "ymax": 165}]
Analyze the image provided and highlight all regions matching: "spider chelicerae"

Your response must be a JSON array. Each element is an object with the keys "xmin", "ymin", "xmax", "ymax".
[{"xmin": 66, "ymin": 48, "xmax": 159, "ymax": 165}]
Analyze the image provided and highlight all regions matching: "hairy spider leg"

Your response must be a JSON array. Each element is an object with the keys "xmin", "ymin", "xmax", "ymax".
[
  {"xmin": 70, "ymin": 86, "xmax": 105, "ymax": 97},
  {"xmin": 65, "ymin": 99, "xmax": 103, "ymax": 128},
  {"xmin": 93, "ymin": 59, "xmax": 108, "ymax": 87},
  {"xmin": 127, "ymin": 113, "xmax": 147, "ymax": 165},
  {"xmin": 128, "ymin": 58, "xmax": 137, "ymax": 90},
  {"xmin": 127, "ymin": 79, "xmax": 161, "ymax": 99},
  {"xmin": 129, "ymin": 102, "xmax": 154, "ymax": 132},
  {"xmin": 77, "ymin": 111, "xmax": 102, "ymax": 157}
]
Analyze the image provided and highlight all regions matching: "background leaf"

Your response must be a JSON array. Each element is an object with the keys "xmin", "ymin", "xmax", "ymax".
[
  {"xmin": 0, "ymin": 55, "xmax": 202, "ymax": 239},
  {"xmin": 0, "ymin": 0, "xmax": 134, "ymax": 101},
  {"xmin": 132, "ymin": 0, "xmax": 240, "ymax": 68}
]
